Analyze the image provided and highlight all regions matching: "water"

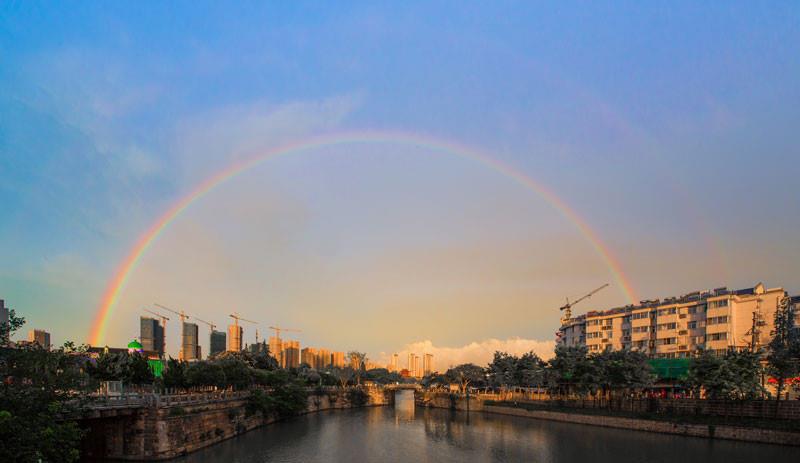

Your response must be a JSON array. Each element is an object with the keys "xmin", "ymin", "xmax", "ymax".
[{"xmin": 177, "ymin": 391, "xmax": 799, "ymax": 463}]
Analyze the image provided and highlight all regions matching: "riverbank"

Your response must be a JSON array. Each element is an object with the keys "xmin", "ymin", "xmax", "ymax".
[
  {"xmin": 81, "ymin": 387, "xmax": 392, "ymax": 460},
  {"xmin": 415, "ymin": 392, "xmax": 800, "ymax": 447}
]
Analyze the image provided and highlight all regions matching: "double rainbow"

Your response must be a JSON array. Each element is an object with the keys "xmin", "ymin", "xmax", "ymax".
[{"xmin": 88, "ymin": 130, "xmax": 637, "ymax": 345}]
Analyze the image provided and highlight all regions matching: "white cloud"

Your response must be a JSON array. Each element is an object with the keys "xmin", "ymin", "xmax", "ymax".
[{"xmin": 376, "ymin": 337, "xmax": 555, "ymax": 372}]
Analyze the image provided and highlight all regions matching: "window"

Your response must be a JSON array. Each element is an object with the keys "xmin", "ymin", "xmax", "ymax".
[
  {"xmin": 707, "ymin": 316, "xmax": 729, "ymax": 325},
  {"xmin": 631, "ymin": 312, "xmax": 649, "ymax": 320},
  {"xmin": 709, "ymin": 300, "xmax": 729, "ymax": 309},
  {"xmin": 633, "ymin": 326, "xmax": 649, "ymax": 333},
  {"xmin": 708, "ymin": 332, "xmax": 728, "ymax": 341},
  {"xmin": 657, "ymin": 337, "xmax": 677, "ymax": 346},
  {"xmin": 687, "ymin": 321, "xmax": 697, "ymax": 329},
  {"xmin": 656, "ymin": 322, "xmax": 677, "ymax": 331},
  {"xmin": 657, "ymin": 307, "xmax": 677, "ymax": 316}
]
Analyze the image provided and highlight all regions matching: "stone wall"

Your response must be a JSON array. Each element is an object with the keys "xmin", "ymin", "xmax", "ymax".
[
  {"xmin": 415, "ymin": 391, "xmax": 800, "ymax": 446},
  {"xmin": 81, "ymin": 387, "xmax": 391, "ymax": 461},
  {"xmin": 484, "ymin": 405, "xmax": 800, "ymax": 447}
]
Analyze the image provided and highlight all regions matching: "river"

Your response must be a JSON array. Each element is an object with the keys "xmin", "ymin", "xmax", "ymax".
[{"xmin": 176, "ymin": 390, "xmax": 800, "ymax": 462}]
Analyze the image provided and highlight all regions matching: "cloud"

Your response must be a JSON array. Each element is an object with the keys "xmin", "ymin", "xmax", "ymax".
[{"xmin": 376, "ymin": 337, "xmax": 555, "ymax": 372}]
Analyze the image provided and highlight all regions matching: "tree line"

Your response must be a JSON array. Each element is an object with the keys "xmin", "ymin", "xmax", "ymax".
[{"xmin": 434, "ymin": 299, "xmax": 799, "ymax": 401}]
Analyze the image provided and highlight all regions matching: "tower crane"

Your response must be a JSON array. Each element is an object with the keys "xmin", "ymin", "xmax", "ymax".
[
  {"xmin": 143, "ymin": 308, "xmax": 169, "ymax": 354},
  {"xmin": 154, "ymin": 303, "xmax": 188, "ymax": 322},
  {"xmin": 559, "ymin": 283, "xmax": 609, "ymax": 323},
  {"xmin": 194, "ymin": 317, "xmax": 216, "ymax": 332},
  {"xmin": 228, "ymin": 313, "xmax": 257, "ymax": 352},
  {"xmin": 155, "ymin": 303, "xmax": 193, "ymax": 360},
  {"xmin": 268, "ymin": 325, "xmax": 301, "ymax": 342}
]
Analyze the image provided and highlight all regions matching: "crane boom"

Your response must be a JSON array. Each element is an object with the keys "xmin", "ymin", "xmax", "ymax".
[
  {"xmin": 154, "ymin": 303, "xmax": 188, "ymax": 322},
  {"xmin": 229, "ymin": 313, "xmax": 258, "ymax": 324},
  {"xmin": 194, "ymin": 317, "xmax": 216, "ymax": 331},
  {"xmin": 558, "ymin": 283, "xmax": 610, "ymax": 323}
]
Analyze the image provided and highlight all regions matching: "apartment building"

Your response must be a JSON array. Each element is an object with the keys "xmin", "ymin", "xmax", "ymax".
[{"xmin": 558, "ymin": 283, "xmax": 790, "ymax": 358}]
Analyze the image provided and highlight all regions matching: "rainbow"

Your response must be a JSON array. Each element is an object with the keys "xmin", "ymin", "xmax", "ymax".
[{"xmin": 88, "ymin": 130, "xmax": 638, "ymax": 345}]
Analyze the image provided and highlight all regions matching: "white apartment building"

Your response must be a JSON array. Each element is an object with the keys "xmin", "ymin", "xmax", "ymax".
[{"xmin": 559, "ymin": 283, "xmax": 792, "ymax": 358}]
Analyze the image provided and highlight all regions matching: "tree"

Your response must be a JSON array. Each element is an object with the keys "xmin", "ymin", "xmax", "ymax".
[
  {"xmin": 347, "ymin": 351, "xmax": 367, "ymax": 385},
  {"xmin": 768, "ymin": 296, "xmax": 800, "ymax": 407},
  {"xmin": 186, "ymin": 362, "xmax": 226, "ymax": 389},
  {"xmin": 0, "ymin": 314, "xmax": 91, "ymax": 462},
  {"xmin": 444, "ymin": 364, "xmax": 486, "ymax": 393},
  {"xmin": 0, "ymin": 309, "xmax": 25, "ymax": 345},
  {"xmin": 593, "ymin": 349, "xmax": 654, "ymax": 398},
  {"xmin": 487, "ymin": 352, "xmax": 518, "ymax": 388},
  {"xmin": 516, "ymin": 352, "xmax": 548, "ymax": 388},
  {"xmin": 216, "ymin": 358, "xmax": 252, "ymax": 390},
  {"xmin": 547, "ymin": 345, "xmax": 589, "ymax": 396},
  {"xmin": 328, "ymin": 366, "xmax": 355, "ymax": 388},
  {"xmin": 161, "ymin": 358, "xmax": 188, "ymax": 390}
]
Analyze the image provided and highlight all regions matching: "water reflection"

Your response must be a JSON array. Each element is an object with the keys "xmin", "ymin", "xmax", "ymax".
[
  {"xmin": 394, "ymin": 389, "xmax": 415, "ymax": 423},
  {"xmin": 175, "ymin": 391, "xmax": 800, "ymax": 463}
]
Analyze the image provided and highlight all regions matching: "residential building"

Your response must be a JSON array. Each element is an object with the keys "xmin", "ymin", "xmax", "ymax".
[
  {"xmin": 181, "ymin": 322, "xmax": 200, "ymax": 361},
  {"xmin": 318, "ymin": 348, "xmax": 331, "ymax": 368},
  {"xmin": 283, "ymin": 340, "xmax": 300, "ymax": 368},
  {"xmin": 389, "ymin": 353, "xmax": 399, "ymax": 372},
  {"xmin": 558, "ymin": 283, "xmax": 788, "ymax": 358},
  {"xmin": 140, "ymin": 317, "xmax": 165, "ymax": 356},
  {"xmin": 227, "ymin": 324, "xmax": 243, "ymax": 352},
  {"xmin": 209, "ymin": 330, "xmax": 226, "ymax": 357},
  {"xmin": 268, "ymin": 336, "xmax": 283, "ymax": 365},
  {"xmin": 301, "ymin": 347, "xmax": 318, "ymax": 367},
  {"xmin": 332, "ymin": 351, "xmax": 345, "ymax": 368},
  {"xmin": 28, "ymin": 329, "xmax": 50, "ymax": 350},
  {"xmin": 423, "ymin": 353, "xmax": 434, "ymax": 376}
]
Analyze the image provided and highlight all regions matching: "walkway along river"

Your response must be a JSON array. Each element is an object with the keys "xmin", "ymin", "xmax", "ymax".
[{"xmin": 174, "ymin": 390, "xmax": 800, "ymax": 463}]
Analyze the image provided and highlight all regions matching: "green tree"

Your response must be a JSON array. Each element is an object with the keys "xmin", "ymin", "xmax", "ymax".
[
  {"xmin": 487, "ymin": 351, "xmax": 518, "ymax": 388},
  {"xmin": 347, "ymin": 351, "xmax": 367, "ymax": 385},
  {"xmin": 516, "ymin": 352, "xmax": 548, "ymax": 388},
  {"xmin": 217, "ymin": 358, "xmax": 252, "ymax": 390},
  {"xmin": 161, "ymin": 358, "xmax": 188, "ymax": 390},
  {"xmin": 767, "ymin": 296, "xmax": 800, "ymax": 407},
  {"xmin": 0, "ymin": 312, "xmax": 91, "ymax": 462},
  {"xmin": 547, "ymin": 345, "xmax": 589, "ymax": 396},
  {"xmin": 593, "ymin": 349, "xmax": 654, "ymax": 398},
  {"xmin": 186, "ymin": 361, "xmax": 226, "ymax": 389},
  {"xmin": 444, "ymin": 364, "xmax": 486, "ymax": 393},
  {"xmin": 328, "ymin": 366, "xmax": 355, "ymax": 388}
]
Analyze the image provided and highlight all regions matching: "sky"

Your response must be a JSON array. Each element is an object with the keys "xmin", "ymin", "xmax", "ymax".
[{"xmin": 1, "ymin": 2, "xmax": 799, "ymax": 368}]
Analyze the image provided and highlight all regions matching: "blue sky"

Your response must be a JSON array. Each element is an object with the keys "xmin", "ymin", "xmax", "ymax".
[{"xmin": 1, "ymin": 2, "xmax": 798, "ymax": 363}]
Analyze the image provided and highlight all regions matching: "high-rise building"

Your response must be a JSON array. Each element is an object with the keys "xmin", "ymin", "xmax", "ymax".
[
  {"xmin": 332, "ymin": 351, "xmax": 345, "ymax": 368},
  {"xmin": 301, "ymin": 347, "xmax": 317, "ymax": 367},
  {"xmin": 227, "ymin": 324, "xmax": 243, "ymax": 352},
  {"xmin": 268, "ymin": 336, "xmax": 283, "ymax": 365},
  {"xmin": 283, "ymin": 340, "xmax": 300, "ymax": 368},
  {"xmin": 28, "ymin": 329, "xmax": 51, "ymax": 350},
  {"xmin": 318, "ymin": 348, "xmax": 331, "ymax": 369},
  {"xmin": 413, "ymin": 355, "xmax": 421, "ymax": 378},
  {"xmin": 140, "ymin": 317, "xmax": 165, "ymax": 356},
  {"xmin": 181, "ymin": 322, "xmax": 200, "ymax": 361},
  {"xmin": 209, "ymin": 330, "xmax": 226, "ymax": 357},
  {"xmin": 423, "ymin": 353, "xmax": 434, "ymax": 376},
  {"xmin": 408, "ymin": 353, "xmax": 421, "ymax": 377},
  {"xmin": 557, "ymin": 283, "xmax": 791, "ymax": 358},
  {"xmin": 0, "ymin": 299, "xmax": 8, "ymax": 331},
  {"xmin": 389, "ymin": 353, "xmax": 399, "ymax": 372}
]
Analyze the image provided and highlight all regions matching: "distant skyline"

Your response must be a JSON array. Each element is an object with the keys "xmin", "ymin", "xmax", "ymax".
[{"xmin": 1, "ymin": 2, "xmax": 799, "ymax": 362}]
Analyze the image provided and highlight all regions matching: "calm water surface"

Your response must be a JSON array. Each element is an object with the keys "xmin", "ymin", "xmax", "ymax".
[{"xmin": 177, "ymin": 391, "xmax": 800, "ymax": 463}]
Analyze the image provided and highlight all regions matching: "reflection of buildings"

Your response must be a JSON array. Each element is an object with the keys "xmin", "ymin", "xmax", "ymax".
[
  {"xmin": 181, "ymin": 322, "xmax": 200, "ymax": 361},
  {"xmin": 557, "ymin": 283, "xmax": 796, "ymax": 358},
  {"xmin": 227, "ymin": 324, "xmax": 243, "ymax": 352},
  {"xmin": 28, "ymin": 329, "xmax": 50, "ymax": 350},
  {"xmin": 394, "ymin": 390, "xmax": 415, "ymax": 422},
  {"xmin": 140, "ymin": 317, "xmax": 164, "ymax": 356}
]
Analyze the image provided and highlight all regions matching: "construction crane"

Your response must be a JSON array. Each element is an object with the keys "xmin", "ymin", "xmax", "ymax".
[
  {"xmin": 194, "ymin": 317, "xmax": 216, "ymax": 332},
  {"xmin": 559, "ymin": 283, "xmax": 610, "ymax": 323},
  {"xmin": 155, "ymin": 303, "xmax": 194, "ymax": 360},
  {"xmin": 154, "ymin": 303, "xmax": 188, "ymax": 322},
  {"xmin": 143, "ymin": 308, "xmax": 169, "ymax": 354},
  {"xmin": 230, "ymin": 313, "xmax": 258, "ymax": 326},
  {"xmin": 268, "ymin": 325, "xmax": 301, "ymax": 342}
]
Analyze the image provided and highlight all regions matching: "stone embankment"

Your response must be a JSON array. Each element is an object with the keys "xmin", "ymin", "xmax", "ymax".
[
  {"xmin": 415, "ymin": 391, "xmax": 800, "ymax": 446},
  {"xmin": 81, "ymin": 387, "xmax": 391, "ymax": 460}
]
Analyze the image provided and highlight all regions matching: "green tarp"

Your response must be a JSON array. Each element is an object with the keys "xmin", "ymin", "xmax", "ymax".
[
  {"xmin": 648, "ymin": 358, "xmax": 689, "ymax": 380},
  {"xmin": 148, "ymin": 359, "xmax": 165, "ymax": 378}
]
